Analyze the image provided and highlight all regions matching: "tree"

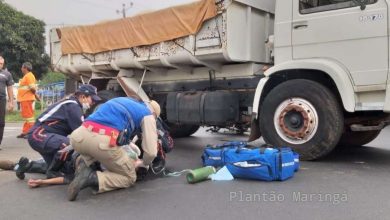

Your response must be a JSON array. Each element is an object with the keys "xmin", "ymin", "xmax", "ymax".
[{"xmin": 0, "ymin": 2, "xmax": 49, "ymax": 80}]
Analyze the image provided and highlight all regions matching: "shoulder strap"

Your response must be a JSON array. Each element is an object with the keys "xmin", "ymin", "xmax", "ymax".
[
  {"xmin": 38, "ymin": 100, "xmax": 78, "ymax": 123},
  {"xmin": 111, "ymin": 100, "xmax": 135, "ymax": 132}
]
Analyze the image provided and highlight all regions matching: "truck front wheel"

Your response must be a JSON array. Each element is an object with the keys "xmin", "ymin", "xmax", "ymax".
[{"xmin": 259, "ymin": 79, "xmax": 344, "ymax": 160}]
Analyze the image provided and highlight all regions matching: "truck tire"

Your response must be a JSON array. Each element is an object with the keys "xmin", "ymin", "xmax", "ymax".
[
  {"xmin": 338, "ymin": 130, "xmax": 381, "ymax": 147},
  {"xmin": 168, "ymin": 123, "xmax": 200, "ymax": 138},
  {"xmin": 259, "ymin": 79, "xmax": 344, "ymax": 160}
]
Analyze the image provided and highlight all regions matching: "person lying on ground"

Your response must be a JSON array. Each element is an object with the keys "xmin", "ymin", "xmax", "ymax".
[
  {"xmin": 0, "ymin": 159, "xmax": 16, "ymax": 170},
  {"xmin": 27, "ymin": 143, "xmax": 140, "ymax": 188}
]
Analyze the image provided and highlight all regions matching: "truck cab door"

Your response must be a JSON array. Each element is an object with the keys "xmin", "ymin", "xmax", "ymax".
[{"xmin": 292, "ymin": 0, "xmax": 388, "ymax": 87}]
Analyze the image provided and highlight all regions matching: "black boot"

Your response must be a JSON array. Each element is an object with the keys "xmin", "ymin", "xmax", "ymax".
[
  {"xmin": 67, "ymin": 163, "xmax": 99, "ymax": 201},
  {"xmin": 15, "ymin": 157, "xmax": 31, "ymax": 180},
  {"xmin": 15, "ymin": 157, "xmax": 47, "ymax": 180},
  {"xmin": 28, "ymin": 161, "xmax": 47, "ymax": 174},
  {"xmin": 16, "ymin": 133, "xmax": 27, "ymax": 139},
  {"xmin": 74, "ymin": 156, "xmax": 87, "ymax": 176}
]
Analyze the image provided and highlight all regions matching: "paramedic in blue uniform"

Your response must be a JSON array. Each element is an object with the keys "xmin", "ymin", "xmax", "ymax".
[
  {"xmin": 67, "ymin": 97, "xmax": 161, "ymax": 201},
  {"xmin": 15, "ymin": 84, "xmax": 101, "ymax": 180}
]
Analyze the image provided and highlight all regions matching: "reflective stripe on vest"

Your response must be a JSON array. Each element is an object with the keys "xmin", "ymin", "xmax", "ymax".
[
  {"xmin": 23, "ymin": 117, "xmax": 35, "ymax": 123},
  {"xmin": 38, "ymin": 100, "xmax": 78, "ymax": 123},
  {"xmin": 18, "ymin": 84, "xmax": 37, "ymax": 89}
]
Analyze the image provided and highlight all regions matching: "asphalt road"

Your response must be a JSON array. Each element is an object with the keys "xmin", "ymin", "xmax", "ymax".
[{"xmin": 1, "ymin": 123, "xmax": 390, "ymax": 220}]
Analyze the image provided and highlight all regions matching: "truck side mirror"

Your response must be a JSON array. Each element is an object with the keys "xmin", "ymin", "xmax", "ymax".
[{"xmin": 353, "ymin": 0, "xmax": 369, "ymax": 10}]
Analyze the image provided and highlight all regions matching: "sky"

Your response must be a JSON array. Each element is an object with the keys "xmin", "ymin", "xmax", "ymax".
[{"xmin": 4, "ymin": 0, "xmax": 196, "ymax": 52}]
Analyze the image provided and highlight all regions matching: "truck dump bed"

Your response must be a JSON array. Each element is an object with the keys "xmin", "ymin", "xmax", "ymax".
[{"xmin": 50, "ymin": 0, "xmax": 274, "ymax": 78}]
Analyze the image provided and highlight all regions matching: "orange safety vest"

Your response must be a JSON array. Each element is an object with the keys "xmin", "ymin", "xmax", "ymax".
[{"xmin": 17, "ymin": 72, "xmax": 36, "ymax": 102}]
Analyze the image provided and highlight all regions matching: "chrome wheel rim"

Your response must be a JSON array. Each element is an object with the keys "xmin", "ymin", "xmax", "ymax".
[{"xmin": 273, "ymin": 98, "xmax": 319, "ymax": 145}]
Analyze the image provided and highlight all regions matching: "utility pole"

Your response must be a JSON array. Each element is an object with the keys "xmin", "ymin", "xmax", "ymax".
[{"xmin": 116, "ymin": 2, "xmax": 133, "ymax": 18}]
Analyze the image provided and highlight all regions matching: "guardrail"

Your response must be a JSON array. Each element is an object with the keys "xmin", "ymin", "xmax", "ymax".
[
  {"xmin": 36, "ymin": 82, "xmax": 65, "ymax": 110},
  {"xmin": 7, "ymin": 82, "xmax": 66, "ymax": 111}
]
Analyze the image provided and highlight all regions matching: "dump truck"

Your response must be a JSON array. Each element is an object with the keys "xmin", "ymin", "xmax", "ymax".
[{"xmin": 50, "ymin": 0, "xmax": 390, "ymax": 160}]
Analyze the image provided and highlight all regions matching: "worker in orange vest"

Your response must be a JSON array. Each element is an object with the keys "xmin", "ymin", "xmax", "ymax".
[{"xmin": 17, "ymin": 62, "xmax": 37, "ymax": 138}]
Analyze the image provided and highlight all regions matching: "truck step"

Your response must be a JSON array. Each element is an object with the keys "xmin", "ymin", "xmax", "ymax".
[{"xmin": 350, "ymin": 121, "xmax": 390, "ymax": 131}]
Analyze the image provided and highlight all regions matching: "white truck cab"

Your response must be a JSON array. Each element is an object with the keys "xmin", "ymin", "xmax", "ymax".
[{"xmin": 250, "ymin": 0, "xmax": 390, "ymax": 159}]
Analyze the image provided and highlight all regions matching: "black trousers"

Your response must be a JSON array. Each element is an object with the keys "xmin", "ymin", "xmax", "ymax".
[
  {"xmin": 0, "ymin": 98, "xmax": 5, "ymax": 145},
  {"xmin": 27, "ymin": 125, "xmax": 70, "ymax": 166}
]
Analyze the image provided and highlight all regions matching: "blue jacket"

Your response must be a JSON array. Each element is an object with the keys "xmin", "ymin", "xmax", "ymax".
[{"xmin": 86, "ymin": 97, "xmax": 152, "ymax": 135}]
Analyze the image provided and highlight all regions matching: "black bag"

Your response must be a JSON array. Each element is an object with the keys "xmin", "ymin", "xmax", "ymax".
[
  {"xmin": 136, "ymin": 117, "xmax": 174, "ymax": 177},
  {"xmin": 156, "ymin": 117, "xmax": 174, "ymax": 154}
]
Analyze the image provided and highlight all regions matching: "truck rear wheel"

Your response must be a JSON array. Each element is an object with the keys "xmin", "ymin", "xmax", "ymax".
[
  {"xmin": 168, "ymin": 123, "xmax": 200, "ymax": 138},
  {"xmin": 259, "ymin": 79, "xmax": 344, "ymax": 160},
  {"xmin": 338, "ymin": 130, "xmax": 381, "ymax": 147}
]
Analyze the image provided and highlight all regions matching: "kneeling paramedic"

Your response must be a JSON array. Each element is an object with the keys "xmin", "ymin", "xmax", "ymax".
[
  {"xmin": 68, "ymin": 97, "xmax": 160, "ymax": 201},
  {"xmin": 15, "ymin": 85, "xmax": 101, "ymax": 180},
  {"xmin": 27, "ymin": 119, "xmax": 170, "ymax": 188}
]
